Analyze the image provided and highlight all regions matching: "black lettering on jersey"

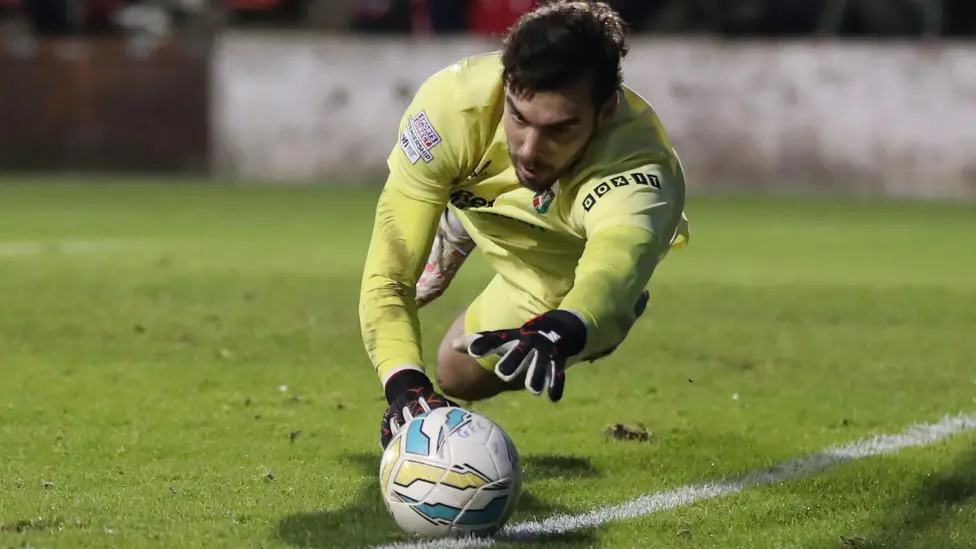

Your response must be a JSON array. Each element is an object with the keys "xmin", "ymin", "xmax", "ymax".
[
  {"xmin": 581, "ymin": 171, "xmax": 661, "ymax": 213},
  {"xmin": 450, "ymin": 189, "xmax": 495, "ymax": 210},
  {"xmin": 449, "ymin": 190, "xmax": 469, "ymax": 209},
  {"xmin": 582, "ymin": 193, "xmax": 597, "ymax": 212},
  {"xmin": 631, "ymin": 172, "xmax": 661, "ymax": 189},
  {"xmin": 583, "ymin": 182, "xmax": 613, "ymax": 212}
]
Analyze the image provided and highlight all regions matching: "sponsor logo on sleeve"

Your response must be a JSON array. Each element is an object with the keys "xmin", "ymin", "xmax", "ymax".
[
  {"xmin": 412, "ymin": 111, "xmax": 442, "ymax": 150},
  {"xmin": 582, "ymin": 171, "xmax": 661, "ymax": 212},
  {"xmin": 400, "ymin": 132, "xmax": 421, "ymax": 164},
  {"xmin": 399, "ymin": 110, "xmax": 442, "ymax": 165}
]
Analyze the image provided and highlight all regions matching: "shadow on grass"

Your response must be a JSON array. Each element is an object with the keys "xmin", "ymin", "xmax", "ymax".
[
  {"xmin": 275, "ymin": 452, "xmax": 600, "ymax": 548},
  {"xmin": 838, "ymin": 447, "xmax": 976, "ymax": 549}
]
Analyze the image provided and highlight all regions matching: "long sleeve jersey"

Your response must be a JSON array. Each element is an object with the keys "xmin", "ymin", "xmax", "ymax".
[{"xmin": 360, "ymin": 52, "xmax": 690, "ymax": 385}]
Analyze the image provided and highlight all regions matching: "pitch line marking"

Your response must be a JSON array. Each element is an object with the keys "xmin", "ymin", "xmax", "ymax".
[{"xmin": 370, "ymin": 413, "xmax": 976, "ymax": 549}]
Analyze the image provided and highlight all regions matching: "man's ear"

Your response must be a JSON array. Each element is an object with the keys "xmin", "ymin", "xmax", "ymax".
[{"xmin": 597, "ymin": 90, "xmax": 619, "ymax": 128}]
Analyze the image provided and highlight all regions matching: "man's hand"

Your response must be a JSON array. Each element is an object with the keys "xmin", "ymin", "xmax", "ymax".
[
  {"xmin": 452, "ymin": 310, "xmax": 588, "ymax": 402},
  {"xmin": 380, "ymin": 369, "xmax": 458, "ymax": 450}
]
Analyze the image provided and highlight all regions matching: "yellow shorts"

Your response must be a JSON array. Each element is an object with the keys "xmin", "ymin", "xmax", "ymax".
[
  {"xmin": 462, "ymin": 274, "xmax": 553, "ymax": 371},
  {"xmin": 462, "ymin": 274, "xmax": 651, "ymax": 372}
]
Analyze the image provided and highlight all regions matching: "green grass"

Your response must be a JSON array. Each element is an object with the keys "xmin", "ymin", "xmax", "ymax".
[{"xmin": 0, "ymin": 182, "xmax": 974, "ymax": 549}]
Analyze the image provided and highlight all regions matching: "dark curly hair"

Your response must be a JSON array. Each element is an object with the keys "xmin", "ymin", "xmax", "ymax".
[{"xmin": 501, "ymin": 1, "xmax": 629, "ymax": 107}]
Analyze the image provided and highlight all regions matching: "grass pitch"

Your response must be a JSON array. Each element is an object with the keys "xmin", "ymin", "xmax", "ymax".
[{"xmin": 0, "ymin": 182, "xmax": 974, "ymax": 549}]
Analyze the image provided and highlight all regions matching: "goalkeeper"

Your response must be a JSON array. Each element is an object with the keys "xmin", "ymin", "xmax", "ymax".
[{"xmin": 360, "ymin": 1, "xmax": 691, "ymax": 449}]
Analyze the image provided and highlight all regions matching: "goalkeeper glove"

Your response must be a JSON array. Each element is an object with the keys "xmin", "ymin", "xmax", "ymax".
[
  {"xmin": 452, "ymin": 309, "xmax": 588, "ymax": 403},
  {"xmin": 380, "ymin": 368, "xmax": 458, "ymax": 450},
  {"xmin": 416, "ymin": 209, "xmax": 475, "ymax": 308}
]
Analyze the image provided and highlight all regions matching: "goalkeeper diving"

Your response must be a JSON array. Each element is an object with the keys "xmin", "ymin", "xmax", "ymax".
[{"xmin": 359, "ymin": 1, "xmax": 691, "ymax": 449}]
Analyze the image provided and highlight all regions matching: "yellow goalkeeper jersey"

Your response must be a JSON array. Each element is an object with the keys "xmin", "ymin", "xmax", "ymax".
[{"xmin": 360, "ymin": 52, "xmax": 690, "ymax": 385}]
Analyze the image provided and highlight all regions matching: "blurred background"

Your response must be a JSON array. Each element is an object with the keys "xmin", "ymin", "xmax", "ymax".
[
  {"xmin": 0, "ymin": 0, "xmax": 974, "ymax": 198},
  {"xmin": 8, "ymin": 0, "xmax": 975, "ymax": 38}
]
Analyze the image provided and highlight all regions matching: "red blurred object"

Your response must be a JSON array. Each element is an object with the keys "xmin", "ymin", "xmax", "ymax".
[
  {"xmin": 468, "ymin": 0, "xmax": 538, "ymax": 36},
  {"xmin": 86, "ymin": 0, "xmax": 125, "ymax": 30},
  {"xmin": 411, "ymin": 0, "xmax": 431, "ymax": 34}
]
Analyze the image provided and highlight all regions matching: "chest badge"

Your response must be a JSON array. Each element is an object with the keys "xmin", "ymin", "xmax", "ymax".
[{"xmin": 533, "ymin": 186, "xmax": 556, "ymax": 214}]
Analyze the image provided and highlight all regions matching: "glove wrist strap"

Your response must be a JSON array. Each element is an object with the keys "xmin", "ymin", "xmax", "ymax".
[{"xmin": 384, "ymin": 368, "xmax": 433, "ymax": 405}]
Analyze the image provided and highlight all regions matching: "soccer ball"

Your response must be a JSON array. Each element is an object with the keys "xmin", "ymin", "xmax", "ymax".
[{"xmin": 378, "ymin": 407, "xmax": 522, "ymax": 538}]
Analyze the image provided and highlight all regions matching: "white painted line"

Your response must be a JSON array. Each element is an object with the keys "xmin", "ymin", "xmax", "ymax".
[
  {"xmin": 371, "ymin": 413, "xmax": 976, "ymax": 549},
  {"xmin": 0, "ymin": 240, "xmax": 128, "ymax": 258}
]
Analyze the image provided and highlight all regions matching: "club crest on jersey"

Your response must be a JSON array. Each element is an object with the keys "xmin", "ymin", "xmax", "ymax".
[
  {"xmin": 400, "ymin": 110, "xmax": 442, "ymax": 164},
  {"xmin": 533, "ymin": 186, "xmax": 556, "ymax": 214}
]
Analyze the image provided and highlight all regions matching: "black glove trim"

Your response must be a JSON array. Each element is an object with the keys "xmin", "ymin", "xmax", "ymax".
[
  {"xmin": 384, "ymin": 368, "xmax": 434, "ymax": 405},
  {"xmin": 538, "ymin": 309, "xmax": 588, "ymax": 358}
]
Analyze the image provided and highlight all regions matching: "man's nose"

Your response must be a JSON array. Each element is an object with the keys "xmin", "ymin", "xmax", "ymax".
[{"xmin": 518, "ymin": 129, "xmax": 542, "ymax": 160}]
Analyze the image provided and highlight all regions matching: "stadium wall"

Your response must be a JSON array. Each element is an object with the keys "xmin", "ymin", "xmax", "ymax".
[
  {"xmin": 213, "ymin": 34, "xmax": 976, "ymax": 200},
  {"xmin": 0, "ymin": 39, "xmax": 210, "ymax": 174}
]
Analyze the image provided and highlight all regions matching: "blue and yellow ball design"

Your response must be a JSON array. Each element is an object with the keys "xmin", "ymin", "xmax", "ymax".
[{"xmin": 379, "ymin": 407, "xmax": 522, "ymax": 538}]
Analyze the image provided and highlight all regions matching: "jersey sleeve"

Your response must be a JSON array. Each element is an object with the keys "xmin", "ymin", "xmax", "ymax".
[
  {"xmin": 359, "ymin": 69, "xmax": 469, "ymax": 386},
  {"xmin": 559, "ymin": 160, "xmax": 689, "ymax": 361}
]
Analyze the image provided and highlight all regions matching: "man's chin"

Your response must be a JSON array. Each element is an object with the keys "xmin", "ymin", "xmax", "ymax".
[
  {"xmin": 516, "ymin": 173, "xmax": 556, "ymax": 193},
  {"xmin": 522, "ymin": 182, "xmax": 552, "ymax": 193}
]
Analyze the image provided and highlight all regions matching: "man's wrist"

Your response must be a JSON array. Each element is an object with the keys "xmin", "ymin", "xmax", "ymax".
[{"xmin": 384, "ymin": 368, "xmax": 434, "ymax": 405}]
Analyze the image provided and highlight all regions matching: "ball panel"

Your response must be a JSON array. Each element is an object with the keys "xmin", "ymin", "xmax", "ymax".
[
  {"xmin": 435, "ymin": 465, "xmax": 491, "ymax": 491},
  {"xmin": 443, "ymin": 408, "xmax": 470, "ymax": 432},
  {"xmin": 455, "ymin": 493, "xmax": 511, "ymax": 527},
  {"xmin": 386, "ymin": 498, "xmax": 452, "ymax": 538},
  {"xmin": 484, "ymin": 425, "xmax": 512, "ymax": 479},
  {"xmin": 390, "ymin": 459, "xmax": 444, "ymax": 503},
  {"xmin": 451, "ymin": 412, "xmax": 494, "ymax": 445},
  {"xmin": 496, "ymin": 474, "xmax": 522, "ymax": 528},
  {"xmin": 379, "ymin": 434, "xmax": 402, "ymax": 491},
  {"xmin": 448, "ymin": 417, "xmax": 501, "ymax": 481},
  {"xmin": 403, "ymin": 414, "xmax": 432, "ymax": 455}
]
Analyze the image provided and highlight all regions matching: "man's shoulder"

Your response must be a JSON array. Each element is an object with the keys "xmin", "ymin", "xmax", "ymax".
[
  {"xmin": 390, "ymin": 53, "xmax": 505, "ymax": 178},
  {"xmin": 569, "ymin": 100, "xmax": 678, "ymax": 193},
  {"xmin": 561, "ymin": 89, "xmax": 685, "ymax": 220},
  {"xmin": 417, "ymin": 52, "xmax": 505, "ymax": 116},
  {"xmin": 404, "ymin": 53, "xmax": 504, "ymax": 159}
]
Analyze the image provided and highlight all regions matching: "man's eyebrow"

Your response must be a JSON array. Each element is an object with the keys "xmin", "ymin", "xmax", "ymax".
[{"xmin": 506, "ymin": 96, "xmax": 580, "ymax": 128}]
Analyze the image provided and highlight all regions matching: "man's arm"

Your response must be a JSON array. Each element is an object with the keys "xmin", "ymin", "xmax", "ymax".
[
  {"xmin": 358, "ymin": 69, "xmax": 467, "ymax": 400},
  {"xmin": 559, "ymin": 160, "xmax": 689, "ymax": 361},
  {"xmin": 452, "ymin": 160, "xmax": 689, "ymax": 401},
  {"xmin": 360, "ymin": 183, "xmax": 446, "ymax": 392}
]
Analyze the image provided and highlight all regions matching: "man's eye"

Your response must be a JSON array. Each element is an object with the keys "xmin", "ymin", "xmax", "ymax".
[{"xmin": 544, "ymin": 126, "xmax": 574, "ymax": 139}]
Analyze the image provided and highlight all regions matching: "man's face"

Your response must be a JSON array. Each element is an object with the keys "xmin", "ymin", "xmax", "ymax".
[{"xmin": 503, "ymin": 79, "xmax": 615, "ymax": 192}]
